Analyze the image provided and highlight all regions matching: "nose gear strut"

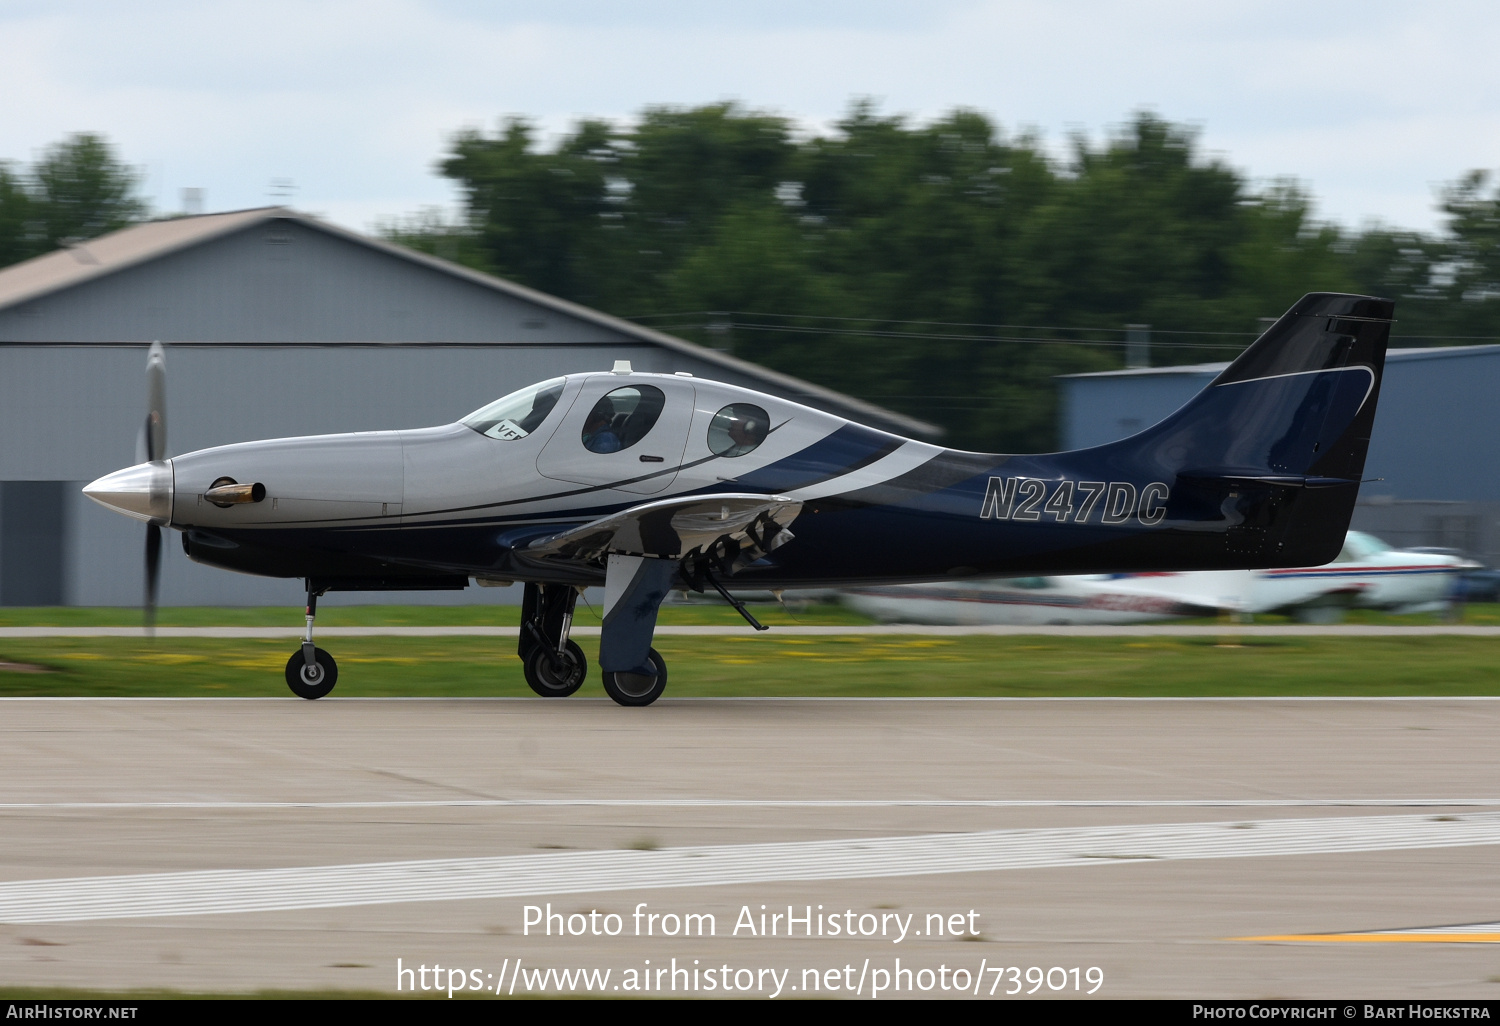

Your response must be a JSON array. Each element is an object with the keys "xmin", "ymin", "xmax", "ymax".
[{"xmin": 285, "ymin": 583, "xmax": 337, "ymax": 699}]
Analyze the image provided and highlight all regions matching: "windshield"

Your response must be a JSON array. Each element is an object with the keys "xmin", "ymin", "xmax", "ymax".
[
  {"xmin": 462, "ymin": 378, "xmax": 566, "ymax": 440},
  {"xmin": 1335, "ymin": 531, "xmax": 1390, "ymax": 562}
]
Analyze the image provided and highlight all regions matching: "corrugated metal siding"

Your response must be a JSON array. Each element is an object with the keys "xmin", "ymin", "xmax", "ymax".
[
  {"xmin": 1059, "ymin": 347, "xmax": 1500, "ymax": 503},
  {"xmin": 1360, "ymin": 349, "xmax": 1500, "ymax": 503},
  {"xmin": 1061, "ymin": 371, "xmax": 1216, "ymax": 450}
]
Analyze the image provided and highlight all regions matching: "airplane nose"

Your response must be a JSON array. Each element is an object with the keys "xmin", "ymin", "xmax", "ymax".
[{"xmin": 83, "ymin": 461, "xmax": 174, "ymax": 525}]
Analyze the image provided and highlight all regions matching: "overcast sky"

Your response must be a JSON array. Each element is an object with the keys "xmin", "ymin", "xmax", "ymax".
[{"xmin": 4, "ymin": 0, "xmax": 1499, "ymax": 234}]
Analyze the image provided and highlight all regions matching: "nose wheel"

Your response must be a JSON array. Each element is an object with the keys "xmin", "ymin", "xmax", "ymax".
[
  {"xmin": 286, "ymin": 585, "xmax": 336, "ymax": 699},
  {"xmin": 285, "ymin": 647, "xmax": 338, "ymax": 699}
]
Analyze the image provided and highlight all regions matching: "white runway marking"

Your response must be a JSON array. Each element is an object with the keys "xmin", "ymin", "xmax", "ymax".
[
  {"xmin": 2, "ymin": 799, "xmax": 1499, "ymax": 810},
  {"xmin": 2, "ymin": 813, "xmax": 1499, "ymax": 923}
]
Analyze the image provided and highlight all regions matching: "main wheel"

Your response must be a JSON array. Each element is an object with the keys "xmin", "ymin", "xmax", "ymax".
[
  {"xmin": 601, "ymin": 647, "xmax": 667, "ymax": 707},
  {"xmin": 523, "ymin": 639, "xmax": 587, "ymax": 697},
  {"xmin": 285, "ymin": 648, "xmax": 338, "ymax": 700}
]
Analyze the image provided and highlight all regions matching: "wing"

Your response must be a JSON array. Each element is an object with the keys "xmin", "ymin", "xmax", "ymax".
[{"xmin": 524, "ymin": 493, "xmax": 802, "ymax": 566}]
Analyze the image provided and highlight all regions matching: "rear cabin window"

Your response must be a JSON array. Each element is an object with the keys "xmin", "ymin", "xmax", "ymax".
[
  {"xmin": 707, "ymin": 403, "xmax": 769, "ymax": 458},
  {"xmin": 581, "ymin": 385, "xmax": 666, "ymax": 454}
]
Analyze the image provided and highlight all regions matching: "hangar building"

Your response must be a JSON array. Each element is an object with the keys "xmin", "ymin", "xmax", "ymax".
[
  {"xmin": 1059, "ymin": 346, "xmax": 1500, "ymax": 565},
  {"xmin": 0, "ymin": 207, "xmax": 932, "ymax": 607}
]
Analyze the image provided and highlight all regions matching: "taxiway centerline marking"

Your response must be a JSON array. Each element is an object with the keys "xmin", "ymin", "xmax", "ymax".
[{"xmin": 1, "ymin": 812, "xmax": 1498, "ymax": 923}]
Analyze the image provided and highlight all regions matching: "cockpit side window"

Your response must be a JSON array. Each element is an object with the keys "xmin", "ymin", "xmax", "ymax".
[
  {"xmin": 707, "ymin": 403, "xmax": 769, "ymax": 458},
  {"xmin": 462, "ymin": 378, "xmax": 566, "ymax": 440},
  {"xmin": 1335, "ymin": 531, "xmax": 1388, "ymax": 562},
  {"xmin": 581, "ymin": 385, "xmax": 666, "ymax": 454}
]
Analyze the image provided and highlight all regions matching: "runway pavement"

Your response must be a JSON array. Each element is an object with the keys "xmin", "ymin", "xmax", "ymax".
[{"xmin": 1, "ymin": 697, "xmax": 1499, "ymax": 998}]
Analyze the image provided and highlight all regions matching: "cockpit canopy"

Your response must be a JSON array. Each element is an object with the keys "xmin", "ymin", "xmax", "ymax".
[
  {"xmin": 461, "ymin": 373, "xmax": 775, "ymax": 461},
  {"xmin": 462, "ymin": 378, "xmax": 566, "ymax": 440},
  {"xmin": 1334, "ymin": 531, "xmax": 1391, "ymax": 562}
]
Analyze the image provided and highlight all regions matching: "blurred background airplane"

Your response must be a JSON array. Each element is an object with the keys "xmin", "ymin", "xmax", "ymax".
[{"xmin": 842, "ymin": 530, "xmax": 1476, "ymax": 625}]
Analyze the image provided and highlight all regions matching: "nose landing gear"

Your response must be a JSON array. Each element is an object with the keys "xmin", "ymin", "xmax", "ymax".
[{"xmin": 285, "ymin": 586, "xmax": 337, "ymax": 699}]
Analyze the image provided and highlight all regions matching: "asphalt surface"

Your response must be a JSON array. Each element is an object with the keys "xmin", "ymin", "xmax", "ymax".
[{"xmin": 1, "ymin": 697, "xmax": 1499, "ymax": 999}]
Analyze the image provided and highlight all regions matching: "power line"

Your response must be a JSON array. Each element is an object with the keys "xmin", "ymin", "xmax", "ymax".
[
  {"xmin": 629, "ymin": 310, "xmax": 1500, "ymax": 346},
  {"xmin": 627, "ymin": 309, "xmax": 1262, "ymax": 338},
  {"xmin": 642, "ymin": 319, "xmax": 1249, "ymax": 351}
]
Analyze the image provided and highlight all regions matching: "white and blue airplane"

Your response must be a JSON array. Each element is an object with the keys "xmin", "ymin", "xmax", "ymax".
[
  {"xmin": 84, "ymin": 293, "xmax": 1393, "ymax": 705},
  {"xmin": 843, "ymin": 531, "xmax": 1474, "ymax": 626}
]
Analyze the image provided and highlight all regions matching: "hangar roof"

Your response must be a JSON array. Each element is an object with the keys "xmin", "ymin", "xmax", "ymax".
[{"xmin": 0, "ymin": 207, "xmax": 939, "ymax": 438}]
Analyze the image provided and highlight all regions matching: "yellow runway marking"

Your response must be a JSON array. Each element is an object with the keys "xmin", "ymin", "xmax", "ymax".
[{"xmin": 1240, "ymin": 923, "xmax": 1500, "ymax": 943}]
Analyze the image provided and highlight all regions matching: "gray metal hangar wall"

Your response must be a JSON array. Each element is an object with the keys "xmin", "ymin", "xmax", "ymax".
[
  {"xmin": 0, "ymin": 207, "xmax": 933, "ymax": 607},
  {"xmin": 1058, "ymin": 345, "xmax": 1500, "ymax": 564}
]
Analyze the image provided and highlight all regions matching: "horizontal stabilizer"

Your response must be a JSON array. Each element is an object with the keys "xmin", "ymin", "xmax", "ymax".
[{"xmin": 1175, "ymin": 468, "xmax": 1360, "ymax": 490}]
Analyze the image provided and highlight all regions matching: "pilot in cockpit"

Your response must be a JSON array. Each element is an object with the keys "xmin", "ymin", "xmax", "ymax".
[{"xmin": 582, "ymin": 403, "xmax": 623, "ymax": 453}]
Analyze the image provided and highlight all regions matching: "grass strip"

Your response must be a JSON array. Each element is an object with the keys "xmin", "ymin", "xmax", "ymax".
[{"xmin": 0, "ymin": 635, "xmax": 1497, "ymax": 698}]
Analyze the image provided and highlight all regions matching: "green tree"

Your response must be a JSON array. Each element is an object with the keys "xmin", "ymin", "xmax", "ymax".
[
  {"xmin": 0, "ymin": 133, "xmax": 147, "ymax": 269},
  {"xmin": 623, "ymin": 103, "xmax": 797, "ymax": 269},
  {"xmin": 0, "ymin": 162, "xmax": 31, "ymax": 267},
  {"xmin": 440, "ymin": 117, "xmax": 618, "ymax": 304},
  {"xmin": 406, "ymin": 102, "xmax": 1500, "ymax": 450},
  {"xmin": 1228, "ymin": 182, "xmax": 1358, "ymax": 329},
  {"xmin": 29, "ymin": 133, "xmax": 146, "ymax": 249},
  {"xmin": 1432, "ymin": 170, "xmax": 1500, "ymax": 336}
]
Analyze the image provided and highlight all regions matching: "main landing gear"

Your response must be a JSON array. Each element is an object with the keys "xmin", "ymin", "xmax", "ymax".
[
  {"xmin": 285, "ymin": 586, "xmax": 338, "ymax": 699},
  {"xmin": 518, "ymin": 566, "xmax": 675, "ymax": 707},
  {"xmin": 601, "ymin": 647, "xmax": 667, "ymax": 707},
  {"xmin": 519, "ymin": 583, "xmax": 588, "ymax": 697}
]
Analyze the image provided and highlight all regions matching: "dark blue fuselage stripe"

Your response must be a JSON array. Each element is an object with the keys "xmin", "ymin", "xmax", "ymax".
[{"xmin": 705, "ymin": 423, "xmax": 903, "ymax": 494}]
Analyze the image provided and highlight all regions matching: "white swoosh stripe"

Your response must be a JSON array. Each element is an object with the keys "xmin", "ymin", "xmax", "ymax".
[
  {"xmin": 1, "ymin": 812, "xmax": 1497, "ymax": 923},
  {"xmin": 786, "ymin": 440, "xmax": 945, "ymax": 501}
]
